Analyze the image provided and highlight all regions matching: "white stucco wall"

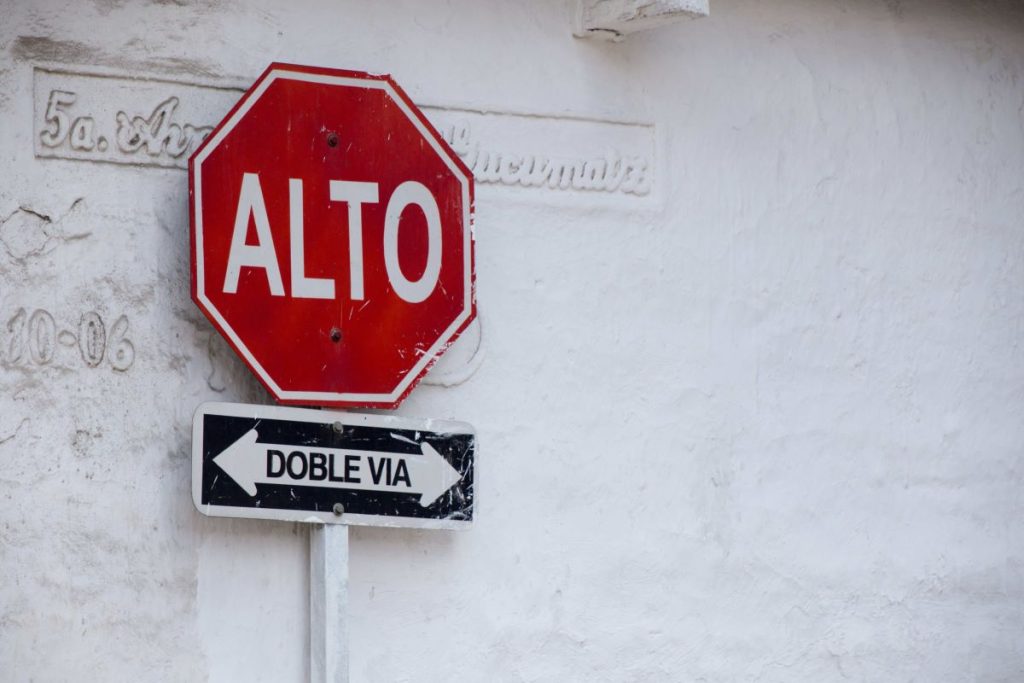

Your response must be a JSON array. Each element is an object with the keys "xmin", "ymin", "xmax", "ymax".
[{"xmin": 1, "ymin": 0, "xmax": 1023, "ymax": 680}]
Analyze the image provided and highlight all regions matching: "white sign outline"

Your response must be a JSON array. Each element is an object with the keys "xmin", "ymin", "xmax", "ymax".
[
  {"xmin": 192, "ymin": 67, "xmax": 473, "ymax": 405},
  {"xmin": 191, "ymin": 401, "xmax": 475, "ymax": 530}
]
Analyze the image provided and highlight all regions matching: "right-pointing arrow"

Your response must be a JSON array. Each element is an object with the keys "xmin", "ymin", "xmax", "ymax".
[{"xmin": 212, "ymin": 428, "xmax": 463, "ymax": 507}]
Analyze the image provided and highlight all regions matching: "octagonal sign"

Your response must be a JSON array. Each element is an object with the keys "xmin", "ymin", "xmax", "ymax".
[{"xmin": 190, "ymin": 63, "xmax": 474, "ymax": 408}]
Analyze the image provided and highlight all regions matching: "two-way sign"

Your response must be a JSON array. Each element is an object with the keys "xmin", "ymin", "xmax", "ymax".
[{"xmin": 192, "ymin": 402, "xmax": 475, "ymax": 529}]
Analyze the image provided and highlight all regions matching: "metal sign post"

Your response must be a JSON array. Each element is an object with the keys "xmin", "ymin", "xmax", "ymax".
[{"xmin": 311, "ymin": 524, "xmax": 349, "ymax": 683}]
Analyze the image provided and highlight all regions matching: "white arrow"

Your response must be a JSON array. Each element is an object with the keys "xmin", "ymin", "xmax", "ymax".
[{"xmin": 212, "ymin": 429, "xmax": 464, "ymax": 507}]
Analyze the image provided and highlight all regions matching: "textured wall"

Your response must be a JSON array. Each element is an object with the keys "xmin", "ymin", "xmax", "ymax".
[{"xmin": 1, "ymin": 0, "xmax": 1023, "ymax": 680}]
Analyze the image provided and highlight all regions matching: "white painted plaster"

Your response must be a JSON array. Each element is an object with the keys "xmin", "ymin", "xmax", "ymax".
[
  {"xmin": 574, "ymin": 0, "xmax": 710, "ymax": 41},
  {"xmin": 1, "ymin": 0, "xmax": 1023, "ymax": 681}
]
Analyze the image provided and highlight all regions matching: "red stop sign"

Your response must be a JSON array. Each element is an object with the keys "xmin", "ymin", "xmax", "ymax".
[{"xmin": 190, "ymin": 63, "xmax": 474, "ymax": 408}]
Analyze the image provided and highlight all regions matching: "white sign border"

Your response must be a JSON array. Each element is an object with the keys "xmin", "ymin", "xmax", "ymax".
[
  {"xmin": 192, "ymin": 67, "xmax": 474, "ymax": 406},
  {"xmin": 191, "ymin": 401, "xmax": 476, "ymax": 530}
]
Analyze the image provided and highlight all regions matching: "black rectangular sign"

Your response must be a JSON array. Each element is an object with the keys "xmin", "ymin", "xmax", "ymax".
[{"xmin": 192, "ymin": 402, "xmax": 475, "ymax": 529}]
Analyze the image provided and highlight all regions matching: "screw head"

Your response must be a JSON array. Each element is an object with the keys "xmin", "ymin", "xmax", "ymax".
[
  {"xmin": 330, "ymin": 327, "xmax": 342, "ymax": 343},
  {"xmin": 332, "ymin": 503, "xmax": 344, "ymax": 516},
  {"xmin": 327, "ymin": 132, "xmax": 339, "ymax": 147}
]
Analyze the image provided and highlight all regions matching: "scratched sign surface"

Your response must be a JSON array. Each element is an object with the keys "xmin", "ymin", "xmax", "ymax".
[
  {"xmin": 190, "ymin": 63, "xmax": 475, "ymax": 409},
  {"xmin": 193, "ymin": 402, "xmax": 475, "ymax": 529}
]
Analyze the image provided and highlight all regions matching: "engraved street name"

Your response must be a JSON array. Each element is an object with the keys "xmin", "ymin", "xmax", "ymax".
[
  {"xmin": 34, "ymin": 66, "xmax": 655, "ymax": 198},
  {"xmin": 34, "ymin": 67, "xmax": 238, "ymax": 169}
]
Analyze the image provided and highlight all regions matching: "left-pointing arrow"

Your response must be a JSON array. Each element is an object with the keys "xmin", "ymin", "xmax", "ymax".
[{"xmin": 212, "ymin": 428, "xmax": 463, "ymax": 507}]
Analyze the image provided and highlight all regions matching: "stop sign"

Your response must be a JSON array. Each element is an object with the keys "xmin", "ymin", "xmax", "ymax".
[{"xmin": 190, "ymin": 63, "xmax": 474, "ymax": 408}]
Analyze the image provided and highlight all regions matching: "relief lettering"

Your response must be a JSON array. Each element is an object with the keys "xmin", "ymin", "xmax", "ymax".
[
  {"xmin": 2, "ymin": 307, "xmax": 134, "ymax": 371},
  {"xmin": 34, "ymin": 67, "xmax": 656, "ymax": 198}
]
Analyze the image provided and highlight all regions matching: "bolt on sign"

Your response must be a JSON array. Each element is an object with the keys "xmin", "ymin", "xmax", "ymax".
[{"xmin": 189, "ymin": 63, "xmax": 475, "ymax": 409}]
